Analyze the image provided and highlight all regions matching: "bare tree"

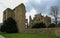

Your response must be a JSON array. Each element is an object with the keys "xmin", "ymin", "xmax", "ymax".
[{"xmin": 50, "ymin": 6, "xmax": 59, "ymax": 25}]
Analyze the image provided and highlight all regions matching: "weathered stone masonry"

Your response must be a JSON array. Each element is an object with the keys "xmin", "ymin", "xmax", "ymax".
[
  {"xmin": 3, "ymin": 3, "xmax": 60, "ymax": 36},
  {"xmin": 3, "ymin": 3, "xmax": 26, "ymax": 33}
]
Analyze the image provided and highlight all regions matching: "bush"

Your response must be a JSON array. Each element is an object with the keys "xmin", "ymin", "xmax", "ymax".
[
  {"xmin": 1, "ymin": 17, "xmax": 18, "ymax": 33},
  {"xmin": 32, "ymin": 22, "xmax": 46, "ymax": 28},
  {"xmin": 57, "ymin": 23, "xmax": 60, "ymax": 27},
  {"xmin": 48, "ymin": 23, "xmax": 56, "ymax": 28}
]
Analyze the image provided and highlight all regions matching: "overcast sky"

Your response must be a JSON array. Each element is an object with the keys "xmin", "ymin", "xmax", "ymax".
[{"xmin": 0, "ymin": 0, "xmax": 60, "ymax": 23}]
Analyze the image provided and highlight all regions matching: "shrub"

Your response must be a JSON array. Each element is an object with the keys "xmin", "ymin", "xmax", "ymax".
[
  {"xmin": 1, "ymin": 17, "xmax": 18, "ymax": 33},
  {"xmin": 32, "ymin": 22, "xmax": 46, "ymax": 28}
]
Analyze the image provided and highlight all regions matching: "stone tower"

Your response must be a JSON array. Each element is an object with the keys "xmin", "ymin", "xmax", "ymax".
[
  {"xmin": 29, "ymin": 16, "xmax": 33, "ymax": 28},
  {"xmin": 3, "ymin": 8, "xmax": 15, "ymax": 22},
  {"xmin": 13, "ymin": 3, "xmax": 26, "ymax": 33},
  {"xmin": 3, "ymin": 3, "xmax": 26, "ymax": 33}
]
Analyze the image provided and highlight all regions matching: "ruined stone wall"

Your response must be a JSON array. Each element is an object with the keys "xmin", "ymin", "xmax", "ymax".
[
  {"xmin": 13, "ymin": 3, "xmax": 26, "ymax": 33},
  {"xmin": 25, "ymin": 28, "xmax": 60, "ymax": 36},
  {"xmin": 3, "ymin": 8, "xmax": 15, "ymax": 22},
  {"xmin": 30, "ymin": 13, "xmax": 51, "ymax": 28},
  {"xmin": 3, "ymin": 3, "xmax": 26, "ymax": 33},
  {"xmin": 44, "ymin": 16, "xmax": 51, "ymax": 27}
]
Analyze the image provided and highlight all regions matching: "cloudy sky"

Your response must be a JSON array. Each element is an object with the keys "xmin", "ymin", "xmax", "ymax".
[{"xmin": 0, "ymin": 0, "xmax": 60, "ymax": 23}]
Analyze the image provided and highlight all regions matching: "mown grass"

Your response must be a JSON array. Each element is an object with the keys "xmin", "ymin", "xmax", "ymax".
[{"xmin": 0, "ymin": 32, "xmax": 60, "ymax": 38}]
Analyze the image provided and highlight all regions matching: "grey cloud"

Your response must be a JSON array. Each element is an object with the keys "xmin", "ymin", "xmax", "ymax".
[{"xmin": 25, "ymin": 0, "xmax": 60, "ymax": 15}]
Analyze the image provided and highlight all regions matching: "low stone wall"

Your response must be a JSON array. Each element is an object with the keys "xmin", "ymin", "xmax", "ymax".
[{"xmin": 25, "ymin": 28, "xmax": 60, "ymax": 36}]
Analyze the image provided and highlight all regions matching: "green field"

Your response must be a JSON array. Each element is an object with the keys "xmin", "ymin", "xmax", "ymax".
[{"xmin": 0, "ymin": 32, "xmax": 60, "ymax": 38}]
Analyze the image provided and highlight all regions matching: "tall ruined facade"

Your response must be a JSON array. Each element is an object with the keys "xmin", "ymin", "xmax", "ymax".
[
  {"xmin": 3, "ymin": 8, "xmax": 15, "ymax": 21},
  {"xmin": 29, "ymin": 16, "xmax": 33, "ymax": 28},
  {"xmin": 3, "ymin": 3, "xmax": 26, "ymax": 33},
  {"xmin": 29, "ymin": 13, "xmax": 51, "ymax": 28}
]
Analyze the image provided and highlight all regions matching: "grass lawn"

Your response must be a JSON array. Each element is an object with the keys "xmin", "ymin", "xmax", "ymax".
[{"xmin": 0, "ymin": 32, "xmax": 60, "ymax": 38}]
